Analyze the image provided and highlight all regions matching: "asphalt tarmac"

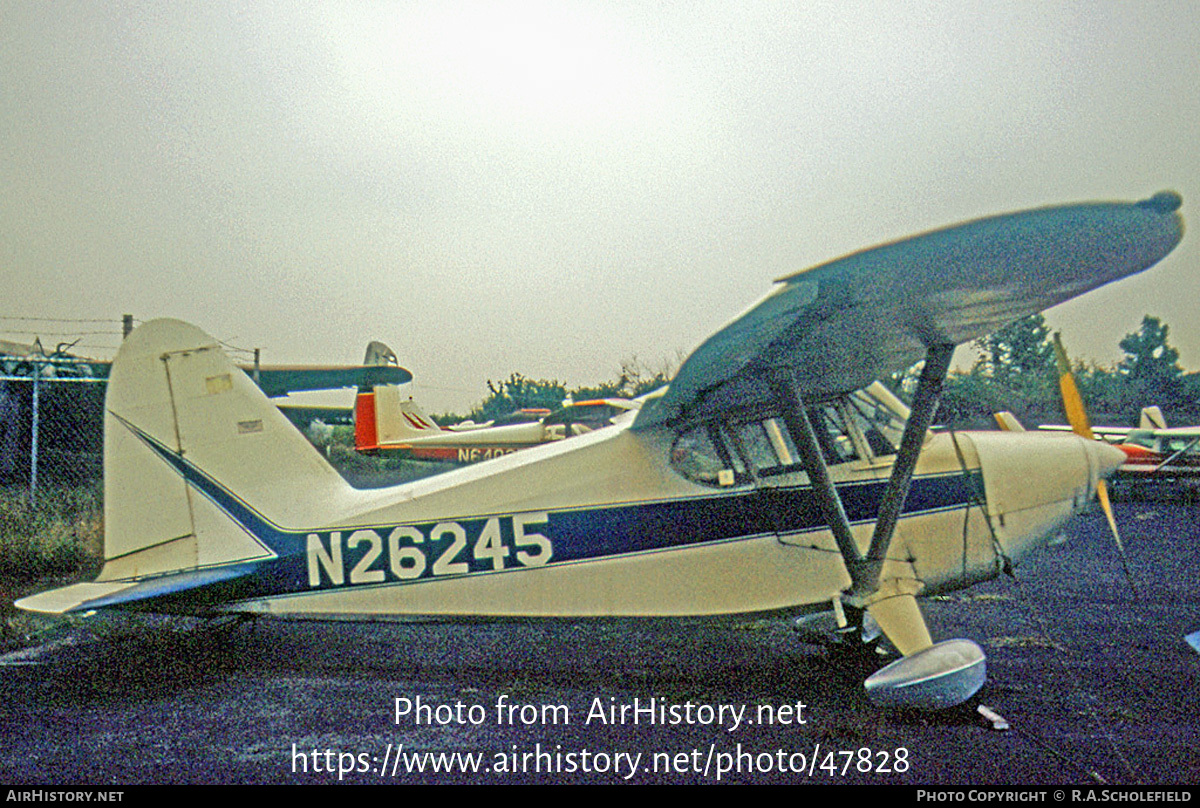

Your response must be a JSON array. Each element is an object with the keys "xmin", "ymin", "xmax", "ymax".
[{"xmin": 1, "ymin": 499, "xmax": 1197, "ymax": 785}]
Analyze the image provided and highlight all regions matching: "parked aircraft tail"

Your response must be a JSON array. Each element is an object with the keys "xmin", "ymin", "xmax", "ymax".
[
  {"xmin": 355, "ymin": 384, "xmax": 446, "ymax": 451},
  {"xmin": 1139, "ymin": 406, "xmax": 1167, "ymax": 430},
  {"xmin": 993, "ymin": 411, "xmax": 1026, "ymax": 432},
  {"xmin": 353, "ymin": 338, "xmax": 450, "ymax": 451},
  {"xmin": 16, "ymin": 319, "xmax": 355, "ymax": 614}
]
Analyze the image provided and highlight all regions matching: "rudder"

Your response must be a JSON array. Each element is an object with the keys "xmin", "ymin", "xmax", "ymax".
[{"xmin": 100, "ymin": 319, "xmax": 352, "ymax": 581}]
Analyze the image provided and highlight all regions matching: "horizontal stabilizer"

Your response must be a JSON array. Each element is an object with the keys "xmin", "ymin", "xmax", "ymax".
[{"xmin": 14, "ymin": 563, "xmax": 260, "ymax": 615}]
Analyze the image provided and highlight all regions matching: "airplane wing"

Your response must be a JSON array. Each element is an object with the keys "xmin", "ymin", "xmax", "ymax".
[
  {"xmin": 634, "ymin": 192, "xmax": 1184, "ymax": 429},
  {"xmin": 1037, "ymin": 424, "xmax": 1133, "ymax": 442},
  {"xmin": 276, "ymin": 403, "xmax": 358, "ymax": 428},
  {"xmin": 247, "ymin": 363, "xmax": 412, "ymax": 397}
]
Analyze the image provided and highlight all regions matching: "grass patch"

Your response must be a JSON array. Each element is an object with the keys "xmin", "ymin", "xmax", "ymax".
[
  {"xmin": 0, "ymin": 483, "xmax": 103, "ymax": 581},
  {"xmin": 0, "ymin": 484, "xmax": 104, "ymax": 653},
  {"xmin": 317, "ymin": 426, "xmax": 458, "ymax": 489}
]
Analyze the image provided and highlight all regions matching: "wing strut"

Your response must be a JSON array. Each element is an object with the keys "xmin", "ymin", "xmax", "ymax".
[
  {"xmin": 768, "ymin": 344, "xmax": 989, "ymax": 710},
  {"xmin": 767, "ymin": 343, "xmax": 954, "ymax": 599},
  {"xmin": 766, "ymin": 368, "xmax": 865, "ymax": 579},
  {"xmin": 859, "ymin": 343, "xmax": 955, "ymax": 596},
  {"xmin": 1154, "ymin": 437, "xmax": 1200, "ymax": 473}
]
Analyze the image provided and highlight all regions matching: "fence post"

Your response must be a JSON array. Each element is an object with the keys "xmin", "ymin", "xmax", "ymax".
[{"xmin": 30, "ymin": 360, "xmax": 39, "ymax": 504}]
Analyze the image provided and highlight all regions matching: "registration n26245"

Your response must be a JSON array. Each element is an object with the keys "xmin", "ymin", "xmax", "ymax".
[{"xmin": 306, "ymin": 512, "xmax": 552, "ymax": 587}]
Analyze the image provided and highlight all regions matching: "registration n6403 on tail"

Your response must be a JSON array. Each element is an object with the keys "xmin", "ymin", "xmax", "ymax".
[{"xmin": 17, "ymin": 192, "xmax": 1185, "ymax": 712}]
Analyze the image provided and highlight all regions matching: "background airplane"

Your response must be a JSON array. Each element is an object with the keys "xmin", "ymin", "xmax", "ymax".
[
  {"xmin": 0, "ymin": 336, "xmax": 411, "ymax": 397},
  {"xmin": 1036, "ymin": 405, "xmax": 1169, "ymax": 443},
  {"xmin": 0, "ymin": 335, "xmax": 411, "ymax": 484},
  {"xmin": 250, "ymin": 345, "xmax": 410, "ymax": 398},
  {"xmin": 268, "ymin": 341, "xmax": 412, "ymax": 428},
  {"xmin": 1032, "ymin": 346, "xmax": 1200, "ymax": 481},
  {"xmin": 14, "ymin": 192, "xmax": 1185, "ymax": 712},
  {"xmin": 1058, "ymin": 404, "xmax": 1200, "ymax": 481},
  {"xmin": 1116, "ymin": 424, "xmax": 1200, "ymax": 479},
  {"xmin": 354, "ymin": 386, "xmax": 640, "ymax": 463}
]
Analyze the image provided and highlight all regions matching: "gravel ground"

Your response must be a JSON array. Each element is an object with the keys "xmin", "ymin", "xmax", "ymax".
[{"xmin": 1, "ymin": 500, "xmax": 1197, "ymax": 785}]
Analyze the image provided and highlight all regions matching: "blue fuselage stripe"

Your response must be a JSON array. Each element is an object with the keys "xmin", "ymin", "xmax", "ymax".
[{"xmin": 118, "ymin": 418, "xmax": 981, "ymax": 610}]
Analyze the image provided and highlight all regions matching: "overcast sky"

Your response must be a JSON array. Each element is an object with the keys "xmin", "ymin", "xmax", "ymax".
[{"xmin": 3, "ymin": 1, "xmax": 1197, "ymax": 413}]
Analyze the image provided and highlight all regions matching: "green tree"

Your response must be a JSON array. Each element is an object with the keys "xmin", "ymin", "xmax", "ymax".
[
  {"xmin": 570, "ymin": 355, "xmax": 674, "ymax": 401},
  {"xmin": 976, "ymin": 313, "xmax": 1056, "ymax": 403},
  {"xmin": 926, "ymin": 314, "xmax": 1059, "ymax": 426},
  {"xmin": 469, "ymin": 373, "xmax": 568, "ymax": 422},
  {"xmin": 1069, "ymin": 360, "xmax": 1124, "ymax": 421},
  {"xmin": 1115, "ymin": 315, "xmax": 1186, "ymax": 412}
]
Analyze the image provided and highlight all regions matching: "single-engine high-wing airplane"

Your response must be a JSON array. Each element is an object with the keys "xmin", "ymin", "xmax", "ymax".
[
  {"xmin": 354, "ymin": 387, "xmax": 639, "ymax": 463},
  {"xmin": 1116, "ymin": 425, "xmax": 1200, "ymax": 479},
  {"xmin": 1036, "ymin": 406, "xmax": 1170, "ymax": 443},
  {"xmin": 15, "ymin": 192, "xmax": 1185, "ymax": 711},
  {"xmin": 271, "ymin": 341, "xmax": 411, "ymax": 428}
]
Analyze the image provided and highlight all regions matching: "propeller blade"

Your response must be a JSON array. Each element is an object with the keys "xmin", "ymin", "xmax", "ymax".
[
  {"xmin": 1053, "ymin": 333, "xmax": 1137, "ymax": 596},
  {"xmin": 1052, "ymin": 333, "xmax": 1094, "ymax": 439}
]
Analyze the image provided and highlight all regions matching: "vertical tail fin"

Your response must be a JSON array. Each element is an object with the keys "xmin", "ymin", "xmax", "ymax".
[
  {"xmin": 993, "ymin": 411, "xmax": 1026, "ymax": 432},
  {"xmin": 1139, "ymin": 406, "xmax": 1167, "ymax": 430},
  {"xmin": 354, "ymin": 388, "xmax": 443, "ymax": 452},
  {"xmin": 353, "ymin": 339, "xmax": 442, "ymax": 451},
  {"xmin": 101, "ymin": 319, "xmax": 352, "ymax": 580}
]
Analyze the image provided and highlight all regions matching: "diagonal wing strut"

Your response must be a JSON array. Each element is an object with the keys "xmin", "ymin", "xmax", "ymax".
[{"xmin": 766, "ymin": 343, "xmax": 955, "ymax": 600}]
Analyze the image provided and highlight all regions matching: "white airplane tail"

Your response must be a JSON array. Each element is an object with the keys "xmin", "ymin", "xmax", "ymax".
[
  {"xmin": 355, "ymin": 385, "xmax": 443, "ymax": 450},
  {"xmin": 100, "ymin": 319, "xmax": 353, "ymax": 581},
  {"xmin": 1139, "ymin": 406, "xmax": 1167, "ymax": 430},
  {"xmin": 993, "ymin": 411, "xmax": 1026, "ymax": 432}
]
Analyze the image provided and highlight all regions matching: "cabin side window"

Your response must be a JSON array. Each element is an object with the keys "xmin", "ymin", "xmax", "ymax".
[
  {"xmin": 669, "ymin": 392, "xmax": 890, "ymax": 487},
  {"xmin": 846, "ymin": 391, "xmax": 901, "ymax": 457},
  {"xmin": 808, "ymin": 404, "xmax": 860, "ymax": 465},
  {"xmin": 1164, "ymin": 437, "xmax": 1198, "ymax": 453},
  {"xmin": 671, "ymin": 413, "xmax": 840, "ymax": 486},
  {"xmin": 671, "ymin": 425, "xmax": 737, "ymax": 486}
]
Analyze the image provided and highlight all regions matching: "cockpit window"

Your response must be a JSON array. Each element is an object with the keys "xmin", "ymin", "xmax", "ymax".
[
  {"xmin": 810, "ymin": 405, "xmax": 859, "ymax": 464},
  {"xmin": 733, "ymin": 421, "xmax": 782, "ymax": 471},
  {"xmin": 846, "ymin": 392, "xmax": 900, "ymax": 456},
  {"xmin": 1165, "ymin": 436, "xmax": 1199, "ymax": 453},
  {"xmin": 762, "ymin": 418, "xmax": 797, "ymax": 465},
  {"xmin": 671, "ymin": 416, "xmax": 807, "ymax": 486},
  {"xmin": 669, "ymin": 391, "xmax": 891, "ymax": 487},
  {"xmin": 671, "ymin": 426, "xmax": 734, "ymax": 486}
]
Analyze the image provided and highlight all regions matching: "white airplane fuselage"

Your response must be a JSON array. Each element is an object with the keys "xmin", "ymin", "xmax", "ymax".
[{"xmin": 118, "ymin": 412, "xmax": 1118, "ymax": 620}]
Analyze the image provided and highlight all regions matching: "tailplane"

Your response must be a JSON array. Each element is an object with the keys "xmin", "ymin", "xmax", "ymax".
[{"xmin": 17, "ymin": 319, "xmax": 353, "ymax": 613}]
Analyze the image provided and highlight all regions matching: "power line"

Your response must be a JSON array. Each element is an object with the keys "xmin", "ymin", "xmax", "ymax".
[
  {"xmin": 0, "ymin": 316, "xmax": 122, "ymax": 325},
  {"xmin": 0, "ymin": 330, "xmax": 122, "ymax": 338}
]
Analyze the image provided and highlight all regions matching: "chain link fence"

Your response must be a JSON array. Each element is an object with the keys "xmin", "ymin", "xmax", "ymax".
[
  {"xmin": 0, "ymin": 356, "xmax": 106, "ymax": 500},
  {"xmin": 0, "ymin": 355, "xmax": 107, "ymax": 587}
]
